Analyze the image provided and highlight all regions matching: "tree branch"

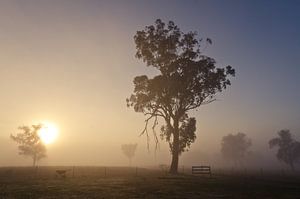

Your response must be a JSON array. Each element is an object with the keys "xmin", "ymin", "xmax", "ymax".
[{"xmin": 139, "ymin": 113, "xmax": 160, "ymax": 151}]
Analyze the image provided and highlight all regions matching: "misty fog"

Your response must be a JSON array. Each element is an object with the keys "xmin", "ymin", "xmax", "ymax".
[{"xmin": 0, "ymin": 1, "xmax": 299, "ymax": 173}]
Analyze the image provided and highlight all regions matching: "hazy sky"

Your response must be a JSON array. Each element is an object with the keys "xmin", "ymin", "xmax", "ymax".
[{"xmin": 0, "ymin": 0, "xmax": 299, "ymax": 167}]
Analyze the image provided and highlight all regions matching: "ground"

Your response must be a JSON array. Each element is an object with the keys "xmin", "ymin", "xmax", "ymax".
[{"xmin": 0, "ymin": 167, "xmax": 299, "ymax": 198}]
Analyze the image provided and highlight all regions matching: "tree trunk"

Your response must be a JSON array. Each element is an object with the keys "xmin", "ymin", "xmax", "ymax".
[
  {"xmin": 32, "ymin": 152, "xmax": 38, "ymax": 167},
  {"xmin": 170, "ymin": 144, "xmax": 179, "ymax": 174},
  {"xmin": 169, "ymin": 119, "xmax": 179, "ymax": 174},
  {"xmin": 33, "ymin": 154, "xmax": 37, "ymax": 167}
]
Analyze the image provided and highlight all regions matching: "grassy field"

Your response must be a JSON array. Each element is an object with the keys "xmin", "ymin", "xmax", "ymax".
[{"xmin": 0, "ymin": 166, "xmax": 300, "ymax": 199}]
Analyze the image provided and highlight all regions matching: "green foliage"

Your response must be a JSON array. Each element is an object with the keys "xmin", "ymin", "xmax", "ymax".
[{"xmin": 11, "ymin": 124, "xmax": 46, "ymax": 166}]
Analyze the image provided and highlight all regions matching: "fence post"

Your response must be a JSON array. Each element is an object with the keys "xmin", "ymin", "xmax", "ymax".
[
  {"xmin": 136, "ymin": 167, "xmax": 138, "ymax": 177},
  {"xmin": 104, "ymin": 167, "xmax": 107, "ymax": 177},
  {"xmin": 72, "ymin": 166, "xmax": 75, "ymax": 178}
]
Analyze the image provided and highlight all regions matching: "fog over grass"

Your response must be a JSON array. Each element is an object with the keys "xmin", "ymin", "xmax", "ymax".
[{"xmin": 0, "ymin": 1, "xmax": 299, "ymax": 171}]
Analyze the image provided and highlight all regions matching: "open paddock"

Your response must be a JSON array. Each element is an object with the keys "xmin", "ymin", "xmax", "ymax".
[{"xmin": 0, "ymin": 166, "xmax": 300, "ymax": 198}]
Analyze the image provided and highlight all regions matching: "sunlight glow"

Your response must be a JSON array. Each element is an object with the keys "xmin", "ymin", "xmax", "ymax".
[{"xmin": 38, "ymin": 121, "xmax": 59, "ymax": 144}]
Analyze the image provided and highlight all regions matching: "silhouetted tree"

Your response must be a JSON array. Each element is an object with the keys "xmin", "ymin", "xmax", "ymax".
[
  {"xmin": 127, "ymin": 19, "xmax": 235, "ymax": 174},
  {"xmin": 121, "ymin": 143, "xmax": 138, "ymax": 166},
  {"xmin": 221, "ymin": 132, "xmax": 252, "ymax": 167},
  {"xmin": 11, "ymin": 124, "xmax": 46, "ymax": 167},
  {"xmin": 269, "ymin": 129, "xmax": 300, "ymax": 171}
]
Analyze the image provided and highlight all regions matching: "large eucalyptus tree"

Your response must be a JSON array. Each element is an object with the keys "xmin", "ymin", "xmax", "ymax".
[{"xmin": 127, "ymin": 19, "xmax": 235, "ymax": 174}]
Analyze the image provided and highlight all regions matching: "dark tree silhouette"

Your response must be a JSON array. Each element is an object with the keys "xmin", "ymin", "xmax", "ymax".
[
  {"xmin": 121, "ymin": 143, "xmax": 138, "ymax": 166},
  {"xmin": 221, "ymin": 132, "xmax": 252, "ymax": 167},
  {"xmin": 11, "ymin": 124, "xmax": 46, "ymax": 167},
  {"xmin": 269, "ymin": 129, "xmax": 300, "ymax": 171},
  {"xmin": 127, "ymin": 19, "xmax": 235, "ymax": 174}
]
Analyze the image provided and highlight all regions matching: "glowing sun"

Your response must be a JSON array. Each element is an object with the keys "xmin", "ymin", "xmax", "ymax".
[{"xmin": 38, "ymin": 122, "xmax": 59, "ymax": 144}]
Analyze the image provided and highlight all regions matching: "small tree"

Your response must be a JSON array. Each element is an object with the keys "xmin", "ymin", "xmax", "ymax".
[
  {"xmin": 269, "ymin": 129, "xmax": 300, "ymax": 171},
  {"xmin": 121, "ymin": 143, "xmax": 138, "ymax": 166},
  {"xmin": 127, "ymin": 19, "xmax": 235, "ymax": 174},
  {"xmin": 221, "ymin": 132, "xmax": 252, "ymax": 167},
  {"xmin": 11, "ymin": 124, "xmax": 46, "ymax": 167}
]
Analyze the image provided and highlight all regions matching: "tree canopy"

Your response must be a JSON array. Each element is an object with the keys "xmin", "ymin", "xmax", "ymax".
[
  {"xmin": 269, "ymin": 129, "xmax": 300, "ymax": 170},
  {"xmin": 221, "ymin": 132, "xmax": 252, "ymax": 167},
  {"xmin": 11, "ymin": 124, "xmax": 46, "ymax": 167},
  {"xmin": 127, "ymin": 19, "xmax": 235, "ymax": 173}
]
